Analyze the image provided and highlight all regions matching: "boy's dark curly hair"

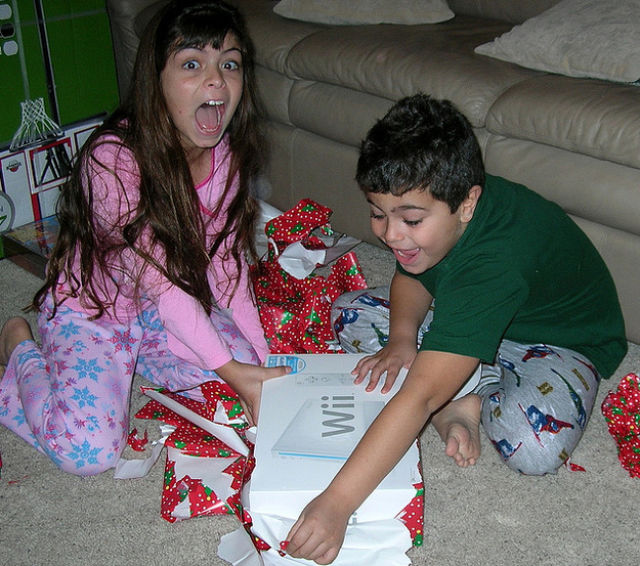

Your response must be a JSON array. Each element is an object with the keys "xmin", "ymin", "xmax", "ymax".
[{"xmin": 356, "ymin": 94, "xmax": 485, "ymax": 212}]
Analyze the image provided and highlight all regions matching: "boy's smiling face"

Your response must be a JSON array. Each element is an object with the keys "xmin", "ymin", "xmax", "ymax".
[{"xmin": 366, "ymin": 185, "xmax": 481, "ymax": 274}]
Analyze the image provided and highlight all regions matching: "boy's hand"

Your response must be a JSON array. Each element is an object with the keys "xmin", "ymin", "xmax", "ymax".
[
  {"xmin": 352, "ymin": 342, "xmax": 417, "ymax": 394},
  {"xmin": 216, "ymin": 360, "xmax": 291, "ymax": 426},
  {"xmin": 285, "ymin": 493, "xmax": 350, "ymax": 564}
]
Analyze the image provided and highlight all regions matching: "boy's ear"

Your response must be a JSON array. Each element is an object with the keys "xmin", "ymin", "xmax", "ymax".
[{"xmin": 459, "ymin": 185, "xmax": 482, "ymax": 223}]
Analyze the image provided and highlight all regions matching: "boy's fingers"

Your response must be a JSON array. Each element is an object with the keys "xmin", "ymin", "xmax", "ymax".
[
  {"xmin": 380, "ymin": 368, "xmax": 399, "ymax": 393},
  {"xmin": 284, "ymin": 517, "xmax": 304, "ymax": 554},
  {"xmin": 315, "ymin": 547, "xmax": 340, "ymax": 565},
  {"xmin": 352, "ymin": 356, "xmax": 374, "ymax": 382},
  {"xmin": 286, "ymin": 531, "xmax": 314, "ymax": 558},
  {"xmin": 364, "ymin": 367, "xmax": 384, "ymax": 391},
  {"xmin": 353, "ymin": 353, "xmax": 387, "ymax": 383},
  {"xmin": 305, "ymin": 541, "xmax": 334, "ymax": 564}
]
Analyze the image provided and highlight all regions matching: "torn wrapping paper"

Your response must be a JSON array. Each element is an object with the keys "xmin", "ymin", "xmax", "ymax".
[
  {"xmin": 601, "ymin": 372, "xmax": 640, "ymax": 478},
  {"xmin": 134, "ymin": 381, "xmax": 254, "ymax": 522},
  {"xmin": 217, "ymin": 353, "xmax": 425, "ymax": 566},
  {"xmin": 130, "ymin": 355, "xmax": 425, "ymax": 565},
  {"xmin": 221, "ymin": 514, "xmax": 420, "ymax": 566},
  {"xmin": 252, "ymin": 199, "xmax": 368, "ymax": 354}
]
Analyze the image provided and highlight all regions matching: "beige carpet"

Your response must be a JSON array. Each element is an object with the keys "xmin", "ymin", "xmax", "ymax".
[{"xmin": 1, "ymin": 243, "xmax": 639, "ymax": 566}]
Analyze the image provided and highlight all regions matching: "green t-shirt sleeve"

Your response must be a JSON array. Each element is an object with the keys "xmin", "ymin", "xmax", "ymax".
[{"xmin": 418, "ymin": 262, "xmax": 529, "ymax": 362}]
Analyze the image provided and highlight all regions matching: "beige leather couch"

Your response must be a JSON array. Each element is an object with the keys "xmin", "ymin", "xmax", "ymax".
[{"xmin": 106, "ymin": 0, "xmax": 640, "ymax": 343}]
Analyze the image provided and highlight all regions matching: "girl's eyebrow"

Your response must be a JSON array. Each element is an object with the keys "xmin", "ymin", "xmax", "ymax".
[
  {"xmin": 175, "ymin": 45, "xmax": 242, "ymax": 56},
  {"xmin": 223, "ymin": 46, "xmax": 242, "ymax": 56}
]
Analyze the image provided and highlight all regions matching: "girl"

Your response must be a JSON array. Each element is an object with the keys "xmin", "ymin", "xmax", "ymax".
[{"xmin": 0, "ymin": 0, "xmax": 287, "ymax": 476}]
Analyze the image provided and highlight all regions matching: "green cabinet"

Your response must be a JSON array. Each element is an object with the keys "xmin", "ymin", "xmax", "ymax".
[{"xmin": 0, "ymin": 0, "xmax": 119, "ymax": 147}]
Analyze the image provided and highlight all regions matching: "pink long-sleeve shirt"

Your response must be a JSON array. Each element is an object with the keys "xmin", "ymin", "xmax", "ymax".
[{"xmin": 59, "ymin": 134, "xmax": 268, "ymax": 369}]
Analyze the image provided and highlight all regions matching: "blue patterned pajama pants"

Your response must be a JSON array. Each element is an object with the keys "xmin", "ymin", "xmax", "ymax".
[
  {"xmin": 0, "ymin": 293, "xmax": 259, "ymax": 476},
  {"xmin": 332, "ymin": 288, "xmax": 600, "ymax": 475}
]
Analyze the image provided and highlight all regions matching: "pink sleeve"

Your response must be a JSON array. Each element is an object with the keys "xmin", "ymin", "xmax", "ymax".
[
  {"xmin": 88, "ymin": 140, "xmax": 236, "ymax": 370},
  {"xmin": 155, "ymin": 286, "xmax": 235, "ymax": 369},
  {"xmin": 209, "ymin": 252, "xmax": 269, "ymax": 362}
]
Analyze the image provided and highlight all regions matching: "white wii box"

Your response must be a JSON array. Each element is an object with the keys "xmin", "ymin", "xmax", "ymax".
[{"xmin": 248, "ymin": 354, "xmax": 421, "ymax": 523}]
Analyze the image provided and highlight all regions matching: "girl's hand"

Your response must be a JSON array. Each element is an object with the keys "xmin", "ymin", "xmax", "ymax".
[
  {"xmin": 216, "ymin": 360, "xmax": 290, "ymax": 426},
  {"xmin": 352, "ymin": 341, "xmax": 417, "ymax": 394},
  {"xmin": 285, "ymin": 492, "xmax": 351, "ymax": 565}
]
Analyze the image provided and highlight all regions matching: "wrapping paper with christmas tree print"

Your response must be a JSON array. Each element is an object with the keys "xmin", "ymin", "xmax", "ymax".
[
  {"xmin": 601, "ymin": 372, "xmax": 640, "ymax": 478},
  {"xmin": 219, "ymin": 474, "xmax": 425, "ymax": 566},
  {"xmin": 135, "ymin": 381, "xmax": 254, "ymax": 523},
  {"xmin": 252, "ymin": 199, "xmax": 368, "ymax": 354}
]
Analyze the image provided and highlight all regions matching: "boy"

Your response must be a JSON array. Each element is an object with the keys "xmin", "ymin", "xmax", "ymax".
[{"xmin": 285, "ymin": 94, "xmax": 627, "ymax": 564}]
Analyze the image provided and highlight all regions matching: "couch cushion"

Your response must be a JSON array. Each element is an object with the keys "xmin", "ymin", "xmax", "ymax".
[
  {"xmin": 232, "ymin": 0, "xmax": 322, "ymax": 75},
  {"xmin": 486, "ymin": 75, "xmax": 640, "ymax": 170},
  {"xmin": 272, "ymin": 0, "xmax": 454, "ymax": 25},
  {"xmin": 283, "ymin": 16, "xmax": 539, "ymax": 128},
  {"xmin": 288, "ymin": 82, "xmax": 394, "ymax": 146},
  {"xmin": 475, "ymin": 0, "xmax": 640, "ymax": 84},
  {"xmin": 256, "ymin": 66, "xmax": 294, "ymax": 125}
]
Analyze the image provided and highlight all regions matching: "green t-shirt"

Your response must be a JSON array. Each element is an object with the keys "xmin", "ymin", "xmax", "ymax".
[{"xmin": 399, "ymin": 175, "xmax": 627, "ymax": 378}]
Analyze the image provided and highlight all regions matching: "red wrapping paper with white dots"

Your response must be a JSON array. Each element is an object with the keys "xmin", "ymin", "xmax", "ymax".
[
  {"xmin": 135, "ymin": 381, "xmax": 254, "ymax": 523},
  {"xmin": 252, "ymin": 199, "xmax": 368, "ymax": 354},
  {"xmin": 601, "ymin": 372, "xmax": 640, "ymax": 478}
]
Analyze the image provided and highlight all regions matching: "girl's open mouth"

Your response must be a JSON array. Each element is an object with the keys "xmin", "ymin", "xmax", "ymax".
[{"xmin": 195, "ymin": 100, "xmax": 224, "ymax": 134}]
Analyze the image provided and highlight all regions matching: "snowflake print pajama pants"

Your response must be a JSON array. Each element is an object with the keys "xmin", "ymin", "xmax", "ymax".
[
  {"xmin": 332, "ymin": 288, "xmax": 600, "ymax": 475},
  {"xmin": 0, "ymin": 293, "xmax": 260, "ymax": 476}
]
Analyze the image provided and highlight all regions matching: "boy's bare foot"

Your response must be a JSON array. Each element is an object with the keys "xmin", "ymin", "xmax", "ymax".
[
  {"xmin": 0, "ymin": 317, "xmax": 34, "ymax": 366},
  {"xmin": 431, "ymin": 394, "xmax": 482, "ymax": 467}
]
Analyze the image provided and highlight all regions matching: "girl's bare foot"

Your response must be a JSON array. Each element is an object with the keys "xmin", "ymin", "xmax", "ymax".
[
  {"xmin": 431, "ymin": 394, "xmax": 482, "ymax": 467},
  {"xmin": 0, "ymin": 317, "xmax": 34, "ymax": 366}
]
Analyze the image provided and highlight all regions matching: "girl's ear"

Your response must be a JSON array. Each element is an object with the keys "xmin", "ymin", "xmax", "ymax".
[{"xmin": 459, "ymin": 184, "xmax": 482, "ymax": 223}]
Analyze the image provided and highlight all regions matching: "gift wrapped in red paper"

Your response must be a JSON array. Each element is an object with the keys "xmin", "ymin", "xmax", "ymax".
[
  {"xmin": 601, "ymin": 372, "xmax": 640, "ymax": 478},
  {"xmin": 252, "ymin": 199, "xmax": 368, "ymax": 354},
  {"xmin": 135, "ymin": 381, "xmax": 254, "ymax": 523}
]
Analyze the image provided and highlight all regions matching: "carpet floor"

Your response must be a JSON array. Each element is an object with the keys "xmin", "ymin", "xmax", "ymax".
[{"xmin": 1, "ymin": 243, "xmax": 639, "ymax": 566}]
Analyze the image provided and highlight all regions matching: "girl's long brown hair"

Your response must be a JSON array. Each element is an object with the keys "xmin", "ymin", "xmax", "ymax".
[{"xmin": 33, "ymin": 0, "xmax": 265, "ymax": 319}]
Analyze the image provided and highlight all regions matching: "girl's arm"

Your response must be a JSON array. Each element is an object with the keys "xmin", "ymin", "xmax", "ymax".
[
  {"xmin": 209, "ymin": 248, "xmax": 269, "ymax": 362},
  {"xmin": 88, "ymin": 140, "xmax": 261, "ymax": 371},
  {"xmin": 286, "ymin": 349, "xmax": 479, "ymax": 563}
]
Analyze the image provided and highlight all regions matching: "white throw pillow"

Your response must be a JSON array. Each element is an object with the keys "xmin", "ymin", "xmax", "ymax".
[
  {"xmin": 273, "ymin": 0, "xmax": 454, "ymax": 25},
  {"xmin": 474, "ymin": 0, "xmax": 640, "ymax": 84}
]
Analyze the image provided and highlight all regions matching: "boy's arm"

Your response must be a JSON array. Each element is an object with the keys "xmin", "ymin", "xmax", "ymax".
[
  {"xmin": 354, "ymin": 271, "xmax": 432, "ymax": 393},
  {"xmin": 286, "ymin": 349, "xmax": 479, "ymax": 564}
]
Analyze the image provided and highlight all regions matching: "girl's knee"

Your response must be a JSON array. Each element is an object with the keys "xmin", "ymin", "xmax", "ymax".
[
  {"xmin": 54, "ymin": 454, "xmax": 117, "ymax": 476},
  {"xmin": 42, "ymin": 434, "xmax": 125, "ymax": 477}
]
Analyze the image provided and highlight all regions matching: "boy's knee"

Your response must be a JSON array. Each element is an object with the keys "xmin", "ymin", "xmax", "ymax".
[
  {"xmin": 480, "ymin": 384, "xmax": 586, "ymax": 476},
  {"xmin": 484, "ymin": 414, "xmax": 578, "ymax": 476},
  {"xmin": 332, "ymin": 288, "xmax": 391, "ymax": 354},
  {"xmin": 497, "ymin": 443, "xmax": 566, "ymax": 476}
]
